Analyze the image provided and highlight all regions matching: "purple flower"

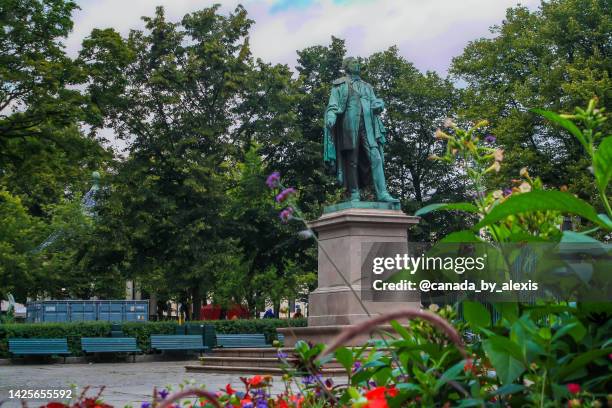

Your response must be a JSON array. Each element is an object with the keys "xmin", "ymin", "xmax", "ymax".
[
  {"xmin": 275, "ymin": 187, "xmax": 296, "ymax": 203},
  {"xmin": 141, "ymin": 403, "xmax": 151, "ymax": 408},
  {"xmin": 503, "ymin": 188, "xmax": 512, "ymax": 197},
  {"xmin": 266, "ymin": 171, "xmax": 281, "ymax": 189},
  {"xmin": 242, "ymin": 403, "xmax": 254, "ymax": 408},
  {"xmin": 324, "ymin": 378, "xmax": 334, "ymax": 388},
  {"xmin": 158, "ymin": 389, "xmax": 169, "ymax": 399},
  {"xmin": 301, "ymin": 374, "xmax": 322, "ymax": 385},
  {"xmin": 256, "ymin": 400, "xmax": 268, "ymax": 408},
  {"xmin": 252, "ymin": 388, "xmax": 268, "ymax": 399},
  {"xmin": 484, "ymin": 134, "xmax": 496, "ymax": 143},
  {"xmin": 279, "ymin": 207, "xmax": 294, "ymax": 223},
  {"xmin": 277, "ymin": 350, "xmax": 288, "ymax": 359},
  {"xmin": 352, "ymin": 361, "xmax": 362, "ymax": 373}
]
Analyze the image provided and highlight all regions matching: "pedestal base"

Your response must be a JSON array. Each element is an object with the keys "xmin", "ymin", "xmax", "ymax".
[
  {"xmin": 307, "ymin": 207, "xmax": 420, "ymax": 326},
  {"xmin": 280, "ymin": 207, "xmax": 420, "ymax": 347},
  {"xmin": 277, "ymin": 325, "xmax": 371, "ymax": 347}
]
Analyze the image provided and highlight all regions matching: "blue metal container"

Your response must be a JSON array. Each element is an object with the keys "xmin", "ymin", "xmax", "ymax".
[{"xmin": 26, "ymin": 300, "xmax": 149, "ymax": 323}]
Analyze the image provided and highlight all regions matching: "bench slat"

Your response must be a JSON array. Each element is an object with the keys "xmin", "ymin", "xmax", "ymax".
[
  {"xmin": 81, "ymin": 337, "xmax": 140, "ymax": 353},
  {"xmin": 9, "ymin": 338, "xmax": 70, "ymax": 356},
  {"xmin": 216, "ymin": 334, "xmax": 271, "ymax": 348},
  {"xmin": 150, "ymin": 335, "xmax": 207, "ymax": 351}
]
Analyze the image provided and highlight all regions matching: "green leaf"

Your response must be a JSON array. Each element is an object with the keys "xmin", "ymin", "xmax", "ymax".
[
  {"xmin": 561, "ymin": 231, "xmax": 602, "ymax": 243},
  {"xmin": 531, "ymin": 108, "xmax": 588, "ymax": 151},
  {"xmin": 552, "ymin": 321, "xmax": 586, "ymax": 343},
  {"xmin": 483, "ymin": 336, "xmax": 526, "ymax": 385},
  {"xmin": 463, "ymin": 301, "xmax": 491, "ymax": 328},
  {"xmin": 495, "ymin": 302, "xmax": 518, "ymax": 324},
  {"xmin": 557, "ymin": 348, "xmax": 612, "ymax": 380},
  {"xmin": 439, "ymin": 230, "xmax": 482, "ymax": 243},
  {"xmin": 334, "ymin": 347, "xmax": 354, "ymax": 372},
  {"xmin": 593, "ymin": 136, "xmax": 612, "ymax": 193},
  {"xmin": 434, "ymin": 360, "xmax": 465, "ymax": 392},
  {"xmin": 389, "ymin": 320, "xmax": 411, "ymax": 340},
  {"xmin": 475, "ymin": 190, "xmax": 612, "ymax": 230},
  {"xmin": 489, "ymin": 384, "xmax": 526, "ymax": 397},
  {"xmin": 415, "ymin": 202, "xmax": 479, "ymax": 217}
]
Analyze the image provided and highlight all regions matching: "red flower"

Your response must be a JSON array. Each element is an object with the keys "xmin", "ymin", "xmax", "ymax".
[
  {"xmin": 43, "ymin": 403, "xmax": 68, "ymax": 408},
  {"xmin": 364, "ymin": 386, "xmax": 397, "ymax": 408},
  {"xmin": 225, "ymin": 384, "xmax": 236, "ymax": 395},
  {"xmin": 464, "ymin": 359, "xmax": 478, "ymax": 374},
  {"xmin": 365, "ymin": 386, "xmax": 387, "ymax": 400},
  {"xmin": 289, "ymin": 395, "xmax": 304, "ymax": 408},
  {"xmin": 248, "ymin": 375, "xmax": 263, "ymax": 386},
  {"xmin": 240, "ymin": 395, "xmax": 252, "ymax": 407},
  {"xmin": 566, "ymin": 383, "xmax": 581, "ymax": 394}
]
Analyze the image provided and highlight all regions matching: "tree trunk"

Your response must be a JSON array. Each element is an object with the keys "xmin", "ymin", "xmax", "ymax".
[{"xmin": 192, "ymin": 287, "xmax": 201, "ymax": 320}]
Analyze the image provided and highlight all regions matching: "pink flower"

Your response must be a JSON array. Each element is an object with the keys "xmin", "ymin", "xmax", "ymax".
[
  {"xmin": 266, "ymin": 172, "xmax": 281, "ymax": 188},
  {"xmin": 279, "ymin": 207, "xmax": 294, "ymax": 223},
  {"xmin": 566, "ymin": 383, "xmax": 581, "ymax": 394},
  {"xmin": 276, "ymin": 187, "xmax": 296, "ymax": 203}
]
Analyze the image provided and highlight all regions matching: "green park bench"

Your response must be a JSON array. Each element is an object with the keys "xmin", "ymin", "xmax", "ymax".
[
  {"xmin": 215, "ymin": 333, "xmax": 271, "ymax": 348},
  {"xmin": 81, "ymin": 337, "xmax": 141, "ymax": 362},
  {"xmin": 150, "ymin": 335, "xmax": 208, "ymax": 354},
  {"xmin": 8, "ymin": 338, "xmax": 71, "ymax": 361}
]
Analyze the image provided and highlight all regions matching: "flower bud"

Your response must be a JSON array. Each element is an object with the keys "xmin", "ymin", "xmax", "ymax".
[
  {"xmin": 435, "ymin": 129, "xmax": 451, "ymax": 140},
  {"xmin": 485, "ymin": 161, "xmax": 501, "ymax": 173},
  {"xmin": 493, "ymin": 149, "xmax": 504, "ymax": 162}
]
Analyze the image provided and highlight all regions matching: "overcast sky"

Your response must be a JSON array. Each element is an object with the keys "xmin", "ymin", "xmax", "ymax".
[{"xmin": 68, "ymin": 0, "xmax": 541, "ymax": 75}]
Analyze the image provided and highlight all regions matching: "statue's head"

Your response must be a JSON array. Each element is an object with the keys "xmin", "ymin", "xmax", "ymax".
[{"xmin": 342, "ymin": 57, "xmax": 361, "ymax": 76}]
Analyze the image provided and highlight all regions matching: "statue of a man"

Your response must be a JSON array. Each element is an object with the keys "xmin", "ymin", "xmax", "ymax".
[{"xmin": 323, "ymin": 57, "xmax": 398, "ymax": 203}]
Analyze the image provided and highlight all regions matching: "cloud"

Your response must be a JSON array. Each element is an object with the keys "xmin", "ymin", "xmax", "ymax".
[{"xmin": 67, "ymin": 0, "xmax": 541, "ymax": 74}]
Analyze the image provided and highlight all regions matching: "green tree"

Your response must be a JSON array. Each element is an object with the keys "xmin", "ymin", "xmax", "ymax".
[
  {"xmin": 0, "ymin": 190, "xmax": 43, "ymax": 301},
  {"xmin": 451, "ymin": 0, "xmax": 611, "ymax": 205},
  {"xmin": 0, "ymin": 0, "xmax": 107, "ymax": 214},
  {"xmin": 222, "ymin": 146, "xmax": 316, "ymax": 317},
  {"xmin": 79, "ymin": 5, "xmax": 254, "ymax": 316}
]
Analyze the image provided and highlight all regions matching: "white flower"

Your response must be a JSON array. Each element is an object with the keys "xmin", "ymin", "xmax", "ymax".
[
  {"xmin": 519, "ymin": 167, "xmax": 529, "ymax": 177},
  {"xmin": 519, "ymin": 182, "xmax": 531, "ymax": 193},
  {"xmin": 492, "ymin": 190, "xmax": 503, "ymax": 199}
]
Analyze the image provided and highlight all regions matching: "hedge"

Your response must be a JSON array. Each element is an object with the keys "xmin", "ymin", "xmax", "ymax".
[
  {"xmin": 0, "ymin": 318, "xmax": 306, "ymax": 357},
  {"xmin": 0, "ymin": 321, "xmax": 111, "ymax": 357}
]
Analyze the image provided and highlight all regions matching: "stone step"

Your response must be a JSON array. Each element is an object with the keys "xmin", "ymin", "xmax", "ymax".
[
  {"xmin": 200, "ymin": 356, "xmax": 343, "ymax": 369},
  {"xmin": 200, "ymin": 356, "xmax": 292, "ymax": 368},
  {"xmin": 210, "ymin": 347, "xmax": 290, "ymax": 358},
  {"xmin": 186, "ymin": 364, "xmax": 347, "ymax": 376}
]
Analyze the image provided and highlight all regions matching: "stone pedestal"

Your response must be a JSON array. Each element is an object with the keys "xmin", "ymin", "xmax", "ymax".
[{"xmin": 278, "ymin": 205, "xmax": 420, "ymax": 346}]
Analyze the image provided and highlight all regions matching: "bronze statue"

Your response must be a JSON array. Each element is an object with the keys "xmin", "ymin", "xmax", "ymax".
[{"xmin": 323, "ymin": 57, "xmax": 398, "ymax": 203}]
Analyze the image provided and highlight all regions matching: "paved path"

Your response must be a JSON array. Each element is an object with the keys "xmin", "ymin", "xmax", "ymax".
[{"xmin": 0, "ymin": 361, "xmax": 288, "ymax": 407}]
